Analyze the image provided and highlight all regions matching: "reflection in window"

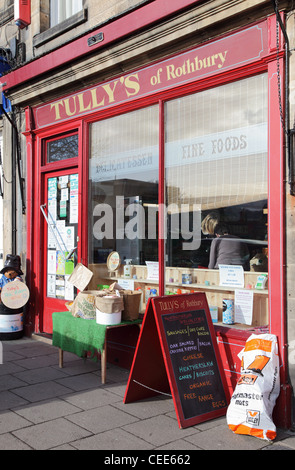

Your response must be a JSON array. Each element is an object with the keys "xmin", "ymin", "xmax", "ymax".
[
  {"xmin": 89, "ymin": 106, "xmax": 159, "ymax": 265},
  {"xmin": 165, "ymin": 74, "xmax": 268, "ymax": 269},
  {"xmin": 47, "ymin": 134, "xmax": 78, "ymax": 163},
  {"xmin": 50, "ymin": 0, "xmax": 83, "ymax": 27}
]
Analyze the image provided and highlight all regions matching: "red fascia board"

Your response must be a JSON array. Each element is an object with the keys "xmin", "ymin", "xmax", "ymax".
[{"xmin": 1, "ymin": 0, "xmax": 202, "ymax": 92}]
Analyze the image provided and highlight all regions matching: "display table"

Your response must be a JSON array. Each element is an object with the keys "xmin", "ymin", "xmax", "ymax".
[{"xmin": 52, "ymin": 311, "xmax": 142, "ymax": 384}]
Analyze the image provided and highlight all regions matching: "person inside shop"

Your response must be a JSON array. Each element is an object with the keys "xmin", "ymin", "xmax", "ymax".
[
  {"xmin": 192, "ymin": 211, "xmax": 220, "ymax": 267},
  {"xmin": 201, "ymin": 211, "xmax": 220, "ymax": 238},
  {"xmin": 0, "ymin": 254, "xmax": 23, "ymax": 303},
  {"xmin": 208, "ymin": 223, "xmax": 250, "ymax": 270}
]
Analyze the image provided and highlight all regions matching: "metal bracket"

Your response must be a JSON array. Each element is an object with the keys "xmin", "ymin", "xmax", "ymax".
[{"xmin": 87, "ymin": 32, "xmax": 104, "ymax": 47}]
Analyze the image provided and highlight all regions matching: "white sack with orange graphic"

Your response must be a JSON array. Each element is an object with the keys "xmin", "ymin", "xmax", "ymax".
[{"xmin": 226, "ymin": 333, "xmax": 280, "ymax": 441}]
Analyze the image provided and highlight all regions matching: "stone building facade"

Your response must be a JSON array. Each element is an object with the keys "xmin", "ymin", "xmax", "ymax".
[{"xmin": 0, "ymin": 0, "xmax": 294, "ymax": 427}]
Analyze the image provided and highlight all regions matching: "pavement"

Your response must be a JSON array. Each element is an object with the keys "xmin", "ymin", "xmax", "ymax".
[{"xmin": 0, "ymin": 336, "xmax": 295, "ymax": 452}]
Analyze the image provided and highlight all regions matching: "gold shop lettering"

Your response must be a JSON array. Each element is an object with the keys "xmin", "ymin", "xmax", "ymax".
[
  {"xmin": 50, "ymin": 74, "xmax": 140, "ymax": 121},
  {"xmin": 165, "ymin": 50, "xmax": 228, "ymax": 81}
]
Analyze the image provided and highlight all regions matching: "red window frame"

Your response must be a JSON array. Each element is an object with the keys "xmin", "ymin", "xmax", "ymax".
[{"xmin": 44, "ymin": 131, "xmax": 79, "ymax": 166}]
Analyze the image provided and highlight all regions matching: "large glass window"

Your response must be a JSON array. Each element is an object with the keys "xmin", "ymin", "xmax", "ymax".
[
  {"xmin": 89, "ymin": 106, "xmax": 159, "ymax": 265},
  {"xmin": 165, "ymin": 74, "xmax": 268, "ymax": 270},
  {"xmin": 88, "ymin": 74, "xmax": 268, "ymax": 326}
]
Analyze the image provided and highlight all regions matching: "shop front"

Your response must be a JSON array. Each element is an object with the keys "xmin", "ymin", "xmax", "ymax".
[{"xmin": 24, "ymin": 15, "xmax": 291, "ymax": 427}]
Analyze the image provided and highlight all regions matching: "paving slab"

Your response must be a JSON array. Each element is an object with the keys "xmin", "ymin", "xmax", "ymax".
[
  {"xmin": 0, "ymin": 390, "xmax": 29, "ymax": 410},
  {"xmin": 11, "ymin": 380, "xmax": 73, "ymax": 402},
  {"xmin": 13, "ymin": 417, "xmax": 92, "ymax": 450},
  {"xmin": 122, "ymin": 414, "xmax": 200, "ymax": 447},
  {"xmin": 267, "ymin": 432, "xmax": 295, "ymax": 450},
  {"xmin": 55, "ymin": 372, "xmax": 102, "ymax": 391},
  {"xmin": 13, "ymin": 365, "xmax": 69, "ymax": 384},
  {"xmin": 66, "ymin": 403, "xmax": 139, "ymax": 433},
  {"xmin": 114, "ymin": 396, "xmax": 175, "ymax": 419},
  {"xmin": 0, "ymin": 373, "xmax": 28, "ymax": 391},
  {"xmin": 184, "ymin": 422, "xmax": 272, "ymax": 450},
  {"xmin": 0, "ymin": 410, "xmax": 32, "ymax": 434},
  {"xmin": 0, "ymin": 337, "xmax": 292, "ymax": 451},
  {"xmin": 12, "ymin": 354, "xmax": 59, "ymax": 370},
  {"xmin": 71, "ymin": 428, "xmax": 154, "ymax": 451},
  {"xmin": 13, "ymin": 398, "xmax": 82, "ymax": 424},
  {"xmin": 63, "ymin": 387, "xmax": 123, "ymax": 410},
  {"xmin": 0, "ymin": 432, "xmax": 32, "ymax": 450}
]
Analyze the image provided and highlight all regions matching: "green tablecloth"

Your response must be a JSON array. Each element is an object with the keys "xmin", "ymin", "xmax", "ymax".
[{"xmin": 52, "ymin": 311, "xmax": 141, "ymax": 361}]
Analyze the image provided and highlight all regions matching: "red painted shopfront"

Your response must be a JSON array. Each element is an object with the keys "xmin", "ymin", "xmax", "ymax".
[{"xmin": 23, "ymin": 16, "xmax": 291, "ymax": 427}]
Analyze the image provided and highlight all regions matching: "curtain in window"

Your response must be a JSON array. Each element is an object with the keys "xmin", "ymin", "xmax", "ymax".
[
  {"xmin": 50, "ymin": 0, "xmax": 83, "ymax": 27},
  {"xmin": 165, "ymin": 74, "xmax": 268, "ymax": 210},
  {"xmin": 88, "ymin": 106, "xmax": 159, "ymax": 265}
]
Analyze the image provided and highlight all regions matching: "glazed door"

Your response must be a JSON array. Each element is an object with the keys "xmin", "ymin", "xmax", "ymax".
[{"xmin": 42, "ymin": 169, "xmax": 79, "ymax": 333}]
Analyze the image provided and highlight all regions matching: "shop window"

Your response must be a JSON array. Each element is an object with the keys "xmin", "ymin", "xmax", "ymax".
[
  {"xmin": 46, "ymin": 133, "xmax": 78, "ymax": 163},
  {"xmin": 88, "ymin": 74, "xmax": 268, "ymax": 327},
  {"xmin": 165, "ymin": 74, "xmax": 268, "ymax": 271},
  {"xmin": 50, "ymin": 0, "xmax": 83, "ymax": 27},
  {"xmin": 89, "ymin": 106, "xmax": 159, "ymax": 265},
  {"xmin": 163, "ymin": 74, "xmax": 268, "ymax": 327}
]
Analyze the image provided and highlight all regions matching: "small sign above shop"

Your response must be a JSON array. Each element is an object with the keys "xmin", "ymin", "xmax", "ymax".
[
  {"xmin": 35, "ymin": 21, "xmax": 268, "ymax": 129},
  {"xmin": 87, "ymin": 32, "xmax": 104, "ymax": 47}
]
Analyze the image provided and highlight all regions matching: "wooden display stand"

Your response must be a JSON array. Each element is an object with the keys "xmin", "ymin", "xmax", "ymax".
[{"xmin": 88, "ymin": 263, "xmax": 268, "ymax": 328}]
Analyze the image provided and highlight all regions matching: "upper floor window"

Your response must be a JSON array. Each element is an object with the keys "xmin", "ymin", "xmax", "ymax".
[{"xmin": 50, "ymin": 0, "xmax": 83, "ymax": 28}]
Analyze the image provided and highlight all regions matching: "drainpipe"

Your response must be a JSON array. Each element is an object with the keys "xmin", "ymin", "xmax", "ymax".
[
  {"xmin": 11, "ymin": 117, "xmax": 16, "ymax": 253},
  {"xmin": 0, "ymin": 104, "xmax": 25, "ymax": 213},
  {"xmin": 271, "ymin": 1, "xmax": 292, "ymax": 193},
  {"xmin": 271, "ymin": 1, "xmax": 295, "ymax": 428},
  {"xmin": 0, "ymin": 104, "xmax": 26, "ymax": 254}
]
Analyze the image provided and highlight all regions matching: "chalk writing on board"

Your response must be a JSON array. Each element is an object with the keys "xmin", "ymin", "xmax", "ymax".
[{"xmin": 162, "ymin": 310, "xmax": 227, "ymax": 420}]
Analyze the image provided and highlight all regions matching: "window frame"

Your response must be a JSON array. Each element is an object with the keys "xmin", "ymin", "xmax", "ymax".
[
  {"xmin": 163, "ymin": 73, "xmax": 268, "ymax": 271},
  {"xmin": 50, "ymin": 0, "xmax": 84, "ymax": 28},
  {"xmin": 46, "ymin": 132, "xmax": 79, "ymax": 165},
  {"xmin": 34, "ymin": 1, "xmax": 87, "ymax": 49},
  {"xmin": 88, "ymin": 105, "xmax": 160, "ymax": 266},
  {"xmin": 85, "ymin": 70, "xmax": 270, "ymax": 293},
  {"xmin": 41, "ymin": 130, "xmax": 80, "ymax": 172}
]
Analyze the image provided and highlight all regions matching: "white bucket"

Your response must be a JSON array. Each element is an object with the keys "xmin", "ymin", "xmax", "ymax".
[
  {"xmin": 96, "ymin": 308, "xmax": 122, "ymax": 325},
  {"xmin": 0, "ymin": 312, "xmax": 23, "ymax": 333}
]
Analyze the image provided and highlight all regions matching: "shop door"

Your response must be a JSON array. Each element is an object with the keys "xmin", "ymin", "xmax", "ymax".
[{"xmin": 41, "ymin": 169, "xmax": 79, "ymax": 333}]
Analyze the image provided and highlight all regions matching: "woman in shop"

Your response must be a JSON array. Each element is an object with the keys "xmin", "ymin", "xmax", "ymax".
[{"xmin": 208, "ymin": 223, "xmax": 250, "ymax": 270}]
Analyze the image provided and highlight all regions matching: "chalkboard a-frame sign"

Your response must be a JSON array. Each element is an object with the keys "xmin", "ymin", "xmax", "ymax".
[{"xmin": 124, "ymin": 292, "xmax": 230, "ymax": 429}]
